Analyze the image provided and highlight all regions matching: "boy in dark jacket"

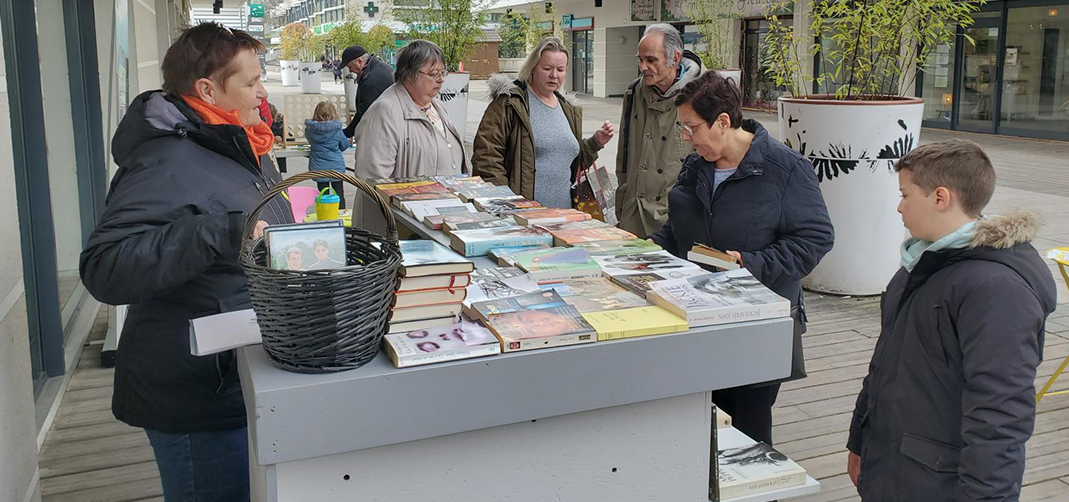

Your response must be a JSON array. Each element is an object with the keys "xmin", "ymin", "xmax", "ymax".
[{"xmin": 847, "ymin": 139, "xmax": 1057, "ymax": 501}]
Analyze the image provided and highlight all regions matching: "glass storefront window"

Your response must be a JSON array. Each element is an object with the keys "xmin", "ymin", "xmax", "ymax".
[
  {"xmin": 1001, "ymin": 6, "xmax": 1069, "ymax": 136},
  {"xmin": 742, "ymin": 19, "xmax": 789, "ymax": 109},
  {"xmin": 921, "ymin": 40, "xmax": 956, "ymax": 123}
]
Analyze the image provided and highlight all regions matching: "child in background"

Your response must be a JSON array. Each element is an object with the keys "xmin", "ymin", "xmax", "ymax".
[
  {"xmin": 268, "ymin": 103, "xmax": 287, "ymax": 173},
  {"xmin": 846, "ymin": 139, "xmax": 1056, "ymax": 501},
  {"xmin": 304, "ymin": 101, "xmax": 350, "ymax": 209}
]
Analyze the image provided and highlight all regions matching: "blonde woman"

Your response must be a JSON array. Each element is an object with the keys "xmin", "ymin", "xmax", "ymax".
[
  {"xmin": 305, "ymin": 101, "xmax": 351, "ymax": 207},
  {"xmin": 472, "ymin": 37, "xmax": 614, "ymax": 208}
]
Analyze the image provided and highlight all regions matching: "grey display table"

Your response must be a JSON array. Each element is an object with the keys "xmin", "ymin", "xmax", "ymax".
[{"xmin": 237, "ymin": 197, "xmax": 807, "ymax": 501}]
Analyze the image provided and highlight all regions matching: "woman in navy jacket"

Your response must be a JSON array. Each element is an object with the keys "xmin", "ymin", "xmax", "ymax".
[{"xmin": 649, "ymin": 71, "xmax": 834, "ymax": 445}]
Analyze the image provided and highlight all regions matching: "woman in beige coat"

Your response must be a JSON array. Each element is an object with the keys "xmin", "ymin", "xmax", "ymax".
[{"xmin": 354, "ymin": 40, "xmax": 469, "ymax": 180}]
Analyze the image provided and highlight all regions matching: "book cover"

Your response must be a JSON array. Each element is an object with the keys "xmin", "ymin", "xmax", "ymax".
[
  {"xmin": 512, "ymin": 208, "xmax": 592, "ymax": 226},
  {"xmin": 541, "ymin": 277, "xmax": 649, "ymax": 313},
  {"xmin": 464, "ymin": 268, "xmax": 540, "ymax": 310},
  {"xmin": 487, "ymin": 244, "xmax": 552, "ymax": 266},
  {"xmin": 393, "ymin": 287, "xmax": 468, "ymax": 309},
  {"xmin": 390, "ymin": 192, "xmax": 458, "ymax": 209},
  {"xmin": 423, "ymin": 205, "xmax": 478, "ymax": 229},
  {"xmin": 473, "ymin": 197, "xmax": 544, "ymax": 215},
  {"xmin": 689, "ymin": 244, "xmax": 742, "ymax": 271},
  {"xmin": 533, "ymin": 219, "xmax": 611, "ymax": 233},
  {"xmin": 468, "ymin": 289, "xmax": 568, "ymax": 323},
  {"xmin": 646, "ymin": 269, "xmax": 790, "ymax": 327},
  {"xmin": 449, "ymin": 226, "xmax": 554, "ymax": 257},
  {"xmin": 572, "ymin": 239, "xmax": 663, "ymax": 256},
  {"xmin": 398, "ymin": 273, "xmax": 472, "ymax": 292},
  {"xmin": 581, "ymin": 306, "xmax": 689, "ymax": 341},
  {"xmin": 593, "ymin": 251, "xmax": 700, "ymax": 277},
  {"xmin": 401, "ymin": 199, "xmax": 473, "ymax": 221},
  {"xmin": 551, "ymin": 226, "xmax": 637, "ymax": 246},
  {"xmin": 484, "ymin": 304, "xmax": 597, "ymax": 353},
  {"xmin": 717, "ymin": 442, "xmax": 806, "ymax": 499},
  {"xmin": 432, "ymin": 175, "xmax": 484, "ymax": 188},
  {"xmin": 387, "ymin": 314, "xmax": 460, "ymax": 334},
  {"xmin": 443, "ymin": 214, "xmax": 517, "ymax": 234},
  {"xmin": 609, "ymin": 268, "xmax": 708, "ymax": 296},
  {"xmin": 399, "ymin": 240, "xmax": 475, "ymax": 277},
  {"xmin": 456, "ymin": 185, "xmax": 517, "ymax": 202},
  {"xmin": 383, "ymin": 321, "xmax": 500, "ymax": 368},
  {"xmin": 390, "ymin": 302, "xmax": 464, "ymax": 323},
  {"xmin": 265, "ymin": 224, "xmax": 347, "ymax": 271},
  {"xmin": 511, "ymin": 247, "xmax": 602, "ymax": 284},
  {"xmin": 378, "ymin": 182, "xmax": 450, "ymax": 203}
]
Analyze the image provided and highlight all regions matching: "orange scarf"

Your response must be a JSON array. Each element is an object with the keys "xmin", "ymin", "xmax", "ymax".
[{"xmin": 182, "ymin": 96, "xmax": 274, "ymax": 165}]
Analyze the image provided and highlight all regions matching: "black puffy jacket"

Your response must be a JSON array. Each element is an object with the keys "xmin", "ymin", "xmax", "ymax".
[
  {"xmin": 848, "ymin": 212, "xmax": 1057, "ymax": 502},
  {"xmin": 80, "ymin": 91, "xmax": 293, "ymax": 433}
]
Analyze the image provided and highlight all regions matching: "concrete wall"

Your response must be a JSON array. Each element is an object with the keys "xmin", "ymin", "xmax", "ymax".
[
  {"xmin": 594, "ymin": 26, "xmax": 641, "ymax": 97},
  {"xmin": 134, "ymin": 0, "xmax": 163, "ymax": 91},
  {"xmin": 0, "ymin": 18, "xmax": 44, "ymax": 502}
]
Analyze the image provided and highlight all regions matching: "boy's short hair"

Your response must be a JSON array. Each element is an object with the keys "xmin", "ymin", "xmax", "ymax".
[
  {"xmin": 894, "ymin": 139, "xmax": 995, "ymax": 217},
  {"xmin": 313, "ymin": 101, "xmax": 339, "ymax": 122}
]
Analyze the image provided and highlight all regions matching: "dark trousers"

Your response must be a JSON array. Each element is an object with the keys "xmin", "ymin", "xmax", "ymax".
[
  {"xmin": 712, "ymin": 383, "xmax": 781, "ymax": 446},
  {"xmin": 145, "ymin": 427, "xmax": 250, "ymax": 502},
  {"xmin": 317, "ymin": 181, "xmax": 346, "ymax": 210}
]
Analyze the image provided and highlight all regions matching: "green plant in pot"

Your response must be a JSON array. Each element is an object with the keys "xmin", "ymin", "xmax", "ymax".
[
  {"xmin": 686, "ymin": 0, "xmax": 741, "ymax": 80},
  {"xmin": 279, "ymin": 23, "xmax": 313, "ymax": 86},
  {"xmin": 761, "ymin": 0, "xmax": 983, "ymax": 295}
]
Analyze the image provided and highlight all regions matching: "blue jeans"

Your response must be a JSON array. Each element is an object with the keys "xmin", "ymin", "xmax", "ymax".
[{"xmin": 144, "ymin": 427, "xmax": 250, "ymax": 502}]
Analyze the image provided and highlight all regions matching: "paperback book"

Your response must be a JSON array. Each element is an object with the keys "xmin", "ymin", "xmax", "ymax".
[
  {"xmin": 646, "ymin": 270, "xmax": 790, "ymax": 327},
  {"xmin": 393, "ymin": 288, "xmax": 467, "ymax": 308},
  {"xmin": 717, "ymin": 442, "xmax": 806, "ymax": 499},
  {"xmin": 449, "ymin": 226, "xmax": 554, "ymax": 257},
  {"xmin": 383, "ymin": 321, "xmax": 500, "ymax": 368},
  {"xmin": 581, "ymin": 306, "xmax": 689, "ymax": 341},
  {"xmin": 477, "ymin": 296, "xmax": 597, "ymax": 353},
  {"xmin": 423, "ymin": 205, "xmax": 479, "ymax": 229},
  {"xmin": 442, "ymin": 213, "xmax": 517, "ymax": 234},
  {"xmin": 398, "ymin": 240, "xmax": 475, "ymax": 277},
  {"xmin": 541, "ymin": 277, "xmax": 649, "ymax": 314},
  {"xmin": 512, "ymin": 208, "xmax": 592, "ymax": 226},
  {"xmin": 593, "ymin": 251, "xmax": 701, "ymax": 277},
  {"xmin": 488, "ymin": 244, "xmax": 552, "ymax": 266},
  {"xmin": 464, "ymin": 267, "xmax": 540, "ymax": 310},
  {"xmin": 390, "ymin": 192, "xmax": 458, "ymax": 210},
  {"xmin": 533, "ymin": 219, "xmax": 610, "ymax": 233},
  {"xmin": 609, "ymin": 268, "xmax": 708, "ymax": 296},
  {"xmin": 468, "ymin": 290, "xmax": 568, "ymax": 324},
  {"xmin": 473, "ymin": 197, "xmax": 544, "ymax": 215},
  {"xmin": 572, "ymin": 239, "xmax": 662, "ymax": 256},
  {"xmin": 456, "ymin": 185, "xmax": 517, "ymax": 202},
  {"xmin": 398, "ymin": 273, "xmax": 472, "ymax": 293},
  {"xmin": 689, "ymin": 244, "xmax": 742, "ymax": 270},
  {"xmin": 387, "ymin": 314, "xmax": 461, "ymax": 334},
  {"xmin": 390, "ymin": 303, "xmax": 464, "ymax": 323},
  {"xmin": 376, "ymin": 181, "xmax": 450, "ymax": 202},
  {"xmin": 550, "ymin": 226, "xmax": 637, "ymax": 246},
  {"xmin": 401, "ymin": 199, "xmax": 475, "ymax": 222},
  {"xmin": 511, "ymin": 247, "xmax": 602, "ymax": 284}
]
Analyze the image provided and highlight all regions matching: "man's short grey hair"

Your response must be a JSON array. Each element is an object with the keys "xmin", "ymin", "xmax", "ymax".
[
  {"xmin": 643, "ymin": 23, "xmax": 683, "ymax": 61},
  {"xmin": 394, "ymin": 40, "xmax": 445, "ymax": 84}
]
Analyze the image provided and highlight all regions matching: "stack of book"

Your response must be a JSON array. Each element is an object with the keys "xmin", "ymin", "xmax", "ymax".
[
  {"xmin": 717, "ymin": 441, "xmax": 807, "ymax": 499},
  {"xmin": 391, "ymin": 240, "xmax": 476, "ymax": 334},
  {"xmin": 468, "ymin": 290, "xmax": 597, "ymax": 353},
  {"xmin": 473, "ymin": 196, "xmax": 544, "ymax": 216},
  {"xmin": 449, "ymin": 225, "xmax": 554, "ymax": 257},
  {"xmin": 509, "ymin": 247, "xmax": 602, "ymax": 284},
  {"xmin": 512, "ymin": 208, "xmax": 592, "ymax": 226}
]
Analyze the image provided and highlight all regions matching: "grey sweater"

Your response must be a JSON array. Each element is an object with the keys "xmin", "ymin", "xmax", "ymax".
[{"xmin": 528, "ymin": 88, "xmax": 580, "ymax": 208}]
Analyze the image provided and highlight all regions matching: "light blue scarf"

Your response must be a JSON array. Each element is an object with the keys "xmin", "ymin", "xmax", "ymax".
[{"xmin": 900, "ymin": 221, "xmax": 978, "ymax": 272}]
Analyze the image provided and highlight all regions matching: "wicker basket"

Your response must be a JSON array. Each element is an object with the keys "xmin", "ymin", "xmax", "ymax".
[{"xmin": 240, "ymin": 171, "xmax": 401, "ymax": 373}]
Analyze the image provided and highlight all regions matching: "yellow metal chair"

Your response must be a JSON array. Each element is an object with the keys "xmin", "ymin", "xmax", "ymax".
[{"xmin": 1037, "ymin": 247, "xmax": 1069, "ymax": 402}]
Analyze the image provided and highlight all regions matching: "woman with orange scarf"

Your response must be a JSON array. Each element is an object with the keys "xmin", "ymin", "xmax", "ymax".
[{"xmin": 80, "ymin": 23, "xmax": 292, "ymax": 501}]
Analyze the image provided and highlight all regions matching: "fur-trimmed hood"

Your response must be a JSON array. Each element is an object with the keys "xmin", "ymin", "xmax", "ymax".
[
  {"xmin": 972, "ymin": 210, "xmax": 1041, "ymax": 249},
  {"xmin": 485, "ymin": 73, "xmax": 580, "ymax": 105}
]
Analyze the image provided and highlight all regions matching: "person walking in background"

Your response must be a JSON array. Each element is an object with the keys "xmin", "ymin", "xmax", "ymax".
[
  {"xmin": 305, "ymin": 101, "xmax": 350, "ymax": 209},
  {"xmin": 472, "ymin": 37, "xmax": 614, "ymax": 208},
  {"xmin": 354, "ymin": 40, "xmax": 468, "ymax": 180},
  {"xmin": 79, "ymin": 22, "xmax": 293, "ymax": 501},
  {"xmin": 332, "ymin": 57, "xmax": 343, "ymax": 83},
  {"xmin": 341, "ymin": 46, "xmax": 393, "ymax": 139},
  {"xmin": 847, "ymin": 140, "xmax": 1055, "ymax": 501},
  {"xmin": 615, "ymin": 24, "xmax": 702, "ymax": 237},
  {"xmin": 649, "ymin": 71, "xmax": 833, "ymax": 447}
]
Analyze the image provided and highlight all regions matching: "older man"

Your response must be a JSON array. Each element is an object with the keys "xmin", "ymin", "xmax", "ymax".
[
  {"xmin": 341, "ymin": 45, "xmax": 394, "ymax": 138},
  {"xmin": 615, "ymin": 24, "xmax": 702, "ymax": 238}
]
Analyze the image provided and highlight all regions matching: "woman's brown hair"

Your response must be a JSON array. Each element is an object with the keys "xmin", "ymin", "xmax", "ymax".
[{"xmin": 162, "ymin": 22, "xmax": 264, "ymax": 97}]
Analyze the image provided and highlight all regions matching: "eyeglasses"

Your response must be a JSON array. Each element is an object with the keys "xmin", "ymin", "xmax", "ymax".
[
  {"xmin": 419, "ymin": 69, "xmax": 448, "ymax": 82},
  {"xmin": 679, "ymin": 121, "xmax": 708, "ymax": 135}
]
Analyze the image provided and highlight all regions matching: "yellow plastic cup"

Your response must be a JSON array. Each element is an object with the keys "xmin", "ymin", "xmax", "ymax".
[{"xmin": 315, "ymin": 186, "xmax": 341, "ymax": 221}]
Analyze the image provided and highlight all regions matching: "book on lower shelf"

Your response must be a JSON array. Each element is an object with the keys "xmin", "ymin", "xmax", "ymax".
[
  {"xmin": 383, "ymin": 320, "xmax": 501, "ymax": 367},
  {"xmin": 387, "ymin": 314, "xmax": 462, "ymax": 334},
  {"xmin": 717, "ymin": 442, "xmax": 806, "ymax": 500},
  {"xmin": 449, "ymin": 226, "xmax": 554, "ymax": 257},
  {"xmin": 646, "ymin": 269, "xmax": 790, "ymax": 327},
  {"xmin": 581, "ymin": 306, "xmax": 689, "ymax": 341}
]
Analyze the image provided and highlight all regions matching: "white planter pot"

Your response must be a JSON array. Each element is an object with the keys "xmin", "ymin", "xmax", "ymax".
[
  {"xmin": 438, "ymin": 72, "xmax": 470, "ymax": 136},
  {"xmin": 714, "ymin": 68, "xmax": 742, "ymax": 87},
  {"xmin": 280, "ymin": 60, "xmax": 300, "ymax": 87},
  {"xmin": 343, "ymin": 70, "xmax": 359, "ymax": 111},
  {"xmin": 778, "ymin": 96, "xmax": 924, "ymax": 295},
  {"xmin": 300, "ymin": 62, "xmax": 322, "ymax": 94}
]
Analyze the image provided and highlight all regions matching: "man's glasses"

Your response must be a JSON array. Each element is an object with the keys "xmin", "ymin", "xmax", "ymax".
[{"xmin": 419, "ymin": 69, "xmax": 448, "ymax": 82}]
